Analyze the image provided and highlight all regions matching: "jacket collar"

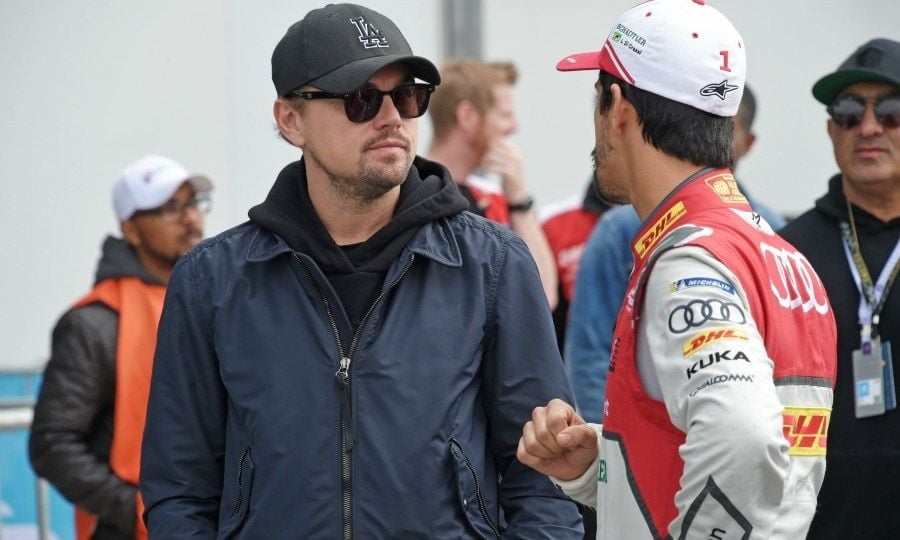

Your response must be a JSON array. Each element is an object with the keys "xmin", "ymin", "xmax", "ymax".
[{"xmin": 245, "ymin": 217, "xmax": 462, "ymax": 268}]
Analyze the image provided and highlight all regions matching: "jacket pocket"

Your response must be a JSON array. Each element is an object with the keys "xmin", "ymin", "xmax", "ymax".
[
  {"xmin": 220, "ymin": 447, "xmax": 254, "ymax": 539},
  {"xmin": 449, "ymin": 437, "xmax": 500, "ymax": 539}
]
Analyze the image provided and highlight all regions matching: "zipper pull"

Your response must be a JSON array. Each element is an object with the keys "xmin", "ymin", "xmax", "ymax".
[
  {"xmin": 336, "ymin": 356, "xmax": 351, "ymax": 381},
  {"xmin": 335, "ymin": 356, "xmax": 355, "ymax": 451}
]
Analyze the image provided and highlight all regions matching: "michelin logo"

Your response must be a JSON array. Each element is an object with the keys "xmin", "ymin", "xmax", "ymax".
[{"xmin": 670, "ymin": 277, "xmax": 735, "ymax": 295}]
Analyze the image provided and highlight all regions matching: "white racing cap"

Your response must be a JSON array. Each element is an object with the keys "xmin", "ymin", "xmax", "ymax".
[{"xmin": 557, "ymin": 0, "xmax": 746, "ymax": 117}]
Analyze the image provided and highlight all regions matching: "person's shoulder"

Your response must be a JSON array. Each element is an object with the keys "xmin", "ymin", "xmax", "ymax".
[
  {"xmin": 538, "ymin": 196, "xmax": 583, "ymax": 224},
  {"xmin": 599, "ymin": 204, "xmax": 640, "ymax": 228},
  {"xmin": 171, "ymin": 221, "xmax": 271, "ymax": 286},
  {"xmin": 778, "ymin": 208, "xmax": 832, "ymax": 244},
  {"xmin": 186, "ymin": 221, "xmax": 258, "ymax": 259},
  {"xmin": 177, "ymin": 221, "xmax": 282, "ymax": 275},
  {"xmin": 57, "ymin": 302, "xmax": 117, "ymax": 331},
  {"xmin": 447, "ymin": 211, "xmax": 517, "ymax": 245},
  {"xmin": 52, "ymin": 303, "xmax": 118, "ymax": 352},
  {"xmin": 589, "ymin": 205, "xmax": 640, "ymax": 248},
  {"xmin": 465, "ymin": 175, "xmax": 505, "ymax": 197}
]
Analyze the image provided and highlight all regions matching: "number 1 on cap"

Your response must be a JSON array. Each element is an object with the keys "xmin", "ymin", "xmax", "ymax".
[{"xmin": 719, "ymin": 50, "xmax": 732, "ymax": 72}]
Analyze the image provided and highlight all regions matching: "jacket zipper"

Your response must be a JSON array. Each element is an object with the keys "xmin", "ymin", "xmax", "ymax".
[
  {"xmin": 230, "ymin": 447, "xmax": 251, "ymax": 519},
  {"xmin": 295, "ymin": 253, "xmax": 416, "ymax": 540},
  {"xmin": 449, "ymin": 437, "xmax": 500, "ymax": 538}
]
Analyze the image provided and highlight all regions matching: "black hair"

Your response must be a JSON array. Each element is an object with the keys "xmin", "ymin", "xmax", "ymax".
[
  {"xmin": 598, "ymin": 71, "xmax": 734, "ymax": 168},
  {"xmin": 737, "ymin": 84, "xmax": 756, "ymax": 130}
]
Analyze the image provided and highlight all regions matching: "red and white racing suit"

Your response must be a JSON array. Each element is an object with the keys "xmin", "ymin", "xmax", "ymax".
[{"xmin": 557, "ymin": 168, "xmax": 836, "ymax": 539}]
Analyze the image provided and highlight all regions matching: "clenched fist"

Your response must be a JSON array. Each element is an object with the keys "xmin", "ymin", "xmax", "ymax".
[{"xmin": 517, "ymin": 399, "xmax": 600, "ymax": 481}]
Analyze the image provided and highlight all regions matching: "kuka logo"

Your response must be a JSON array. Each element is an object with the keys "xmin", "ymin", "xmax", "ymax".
[
  {"xmin": 782, "ymin": 407, "xmax": 830, "ymax": 456},
  {"xmin": 634, "ymin": 201, "xmax": 686, "ymax": 258},
  {"xmin": 682, "ymin": 327, "xmax": 748, "ymax": 356}
]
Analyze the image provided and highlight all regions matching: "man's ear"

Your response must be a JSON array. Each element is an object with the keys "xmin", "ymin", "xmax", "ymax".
[
  {"xmin": 274, "ymin": 98, "xmax": 305, "ymax": 147},
  {"xmin": 609, "ymin": 83, "xmax": 638, "ymax": 134},
  {"xmin": 743, "ymin": 131, "xmax": 757, "ymax": 155},
  {"xmin": 455, "ymin": 100, "xmax": 482, "ymax": 135},
  {"xmin": 120, "ymin": 219, "xmax": 141, "ymax": 248}
]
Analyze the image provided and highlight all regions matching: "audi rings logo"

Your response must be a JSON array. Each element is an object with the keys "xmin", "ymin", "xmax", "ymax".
[
  {"xmin": 667, "ymin": 299, "xmax": 747, "ymax": 334},
  {"xmin": 759, "ymin": 242, "xmax": 829, "ymax": 314}
]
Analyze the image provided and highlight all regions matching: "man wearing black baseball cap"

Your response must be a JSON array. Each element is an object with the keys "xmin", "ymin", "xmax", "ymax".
[
  {"xmin": 780, "ymin": 37, "xmax": 900, "ymax": 539},
  {"xmin": 140, "ymin": 4, "xmax": 582, "ymax": 538}
]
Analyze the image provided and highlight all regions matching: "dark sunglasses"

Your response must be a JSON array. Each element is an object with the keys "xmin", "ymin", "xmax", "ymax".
[
  {"xmin": 827, "ymin": 94, "xmax": 900, "ymax": 130},
  {"xmin": 291, "ymin": 83, "xmax": 436, "ymax": 123}
]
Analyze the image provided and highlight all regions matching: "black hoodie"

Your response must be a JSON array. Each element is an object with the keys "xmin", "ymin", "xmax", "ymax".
[
  {"xmin": 249, "ymin": 156, "xmax": 468, "ymax": 329},
  {"xmin": 780, "ymin": 174, "xmax": 900, "ymax": 538},
  {"xmin": 94, "ymin": 236, "xmax": 164, "ymax": 286}
]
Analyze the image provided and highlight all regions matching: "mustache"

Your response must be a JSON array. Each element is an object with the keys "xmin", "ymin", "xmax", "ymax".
[
  {"xmin": 182, "ymin": 227, "xmax": 203, "ymax": 241},
  {"xmin": 363, "ymin": 131, "xmax": 412, "ymax": 151}
]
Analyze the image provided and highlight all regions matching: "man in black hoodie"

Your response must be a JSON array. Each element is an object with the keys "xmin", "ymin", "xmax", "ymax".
[
  {"xmin": 779, "ymin": 38, "xmax": 900, "ymax": 538},
  {"xmin": 140, "ymin": 4, "xmax": 581, "ymax": 539}
]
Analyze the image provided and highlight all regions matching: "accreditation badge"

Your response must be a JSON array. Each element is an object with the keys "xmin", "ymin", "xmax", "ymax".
[{"xmin": 854, "ymin": 337, "xmax": 887, "ymax": 418}]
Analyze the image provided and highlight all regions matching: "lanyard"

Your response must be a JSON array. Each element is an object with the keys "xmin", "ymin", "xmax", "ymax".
[{"xmin": 839, "ymin": 204, "xmax": 900, "ymax": 349}]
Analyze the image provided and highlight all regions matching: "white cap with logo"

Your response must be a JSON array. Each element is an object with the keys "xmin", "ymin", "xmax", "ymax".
[
  {"xmin": 556, "ymin": 0, "xmax": 746, "ymax": 117},
  {"xmin": 112, "ymin": 155, "xmax": 213, "ymax": 221}
]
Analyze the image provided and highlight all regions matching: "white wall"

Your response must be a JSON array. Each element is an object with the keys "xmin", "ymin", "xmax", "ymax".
[
  {"xmin": 484, "ymin": 0, "xmax": 900, "ymax": 212},
  {"xmin": 1, "ymin": 0, "xmax": 896, "ymax": 368}
]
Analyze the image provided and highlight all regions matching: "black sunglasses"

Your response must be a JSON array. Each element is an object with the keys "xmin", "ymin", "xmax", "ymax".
[
  {"xmin": 291, "ymin": 83, "xmax": 436, "ymax": 123},
  {"xmin": 827, "ymin": 94, "xmax": 900, "ymax": 130}
]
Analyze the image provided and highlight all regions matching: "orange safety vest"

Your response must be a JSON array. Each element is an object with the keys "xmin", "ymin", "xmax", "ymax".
[{"xmin": 72, "ymin": 276, "xmax": 166, "ymax": 540}]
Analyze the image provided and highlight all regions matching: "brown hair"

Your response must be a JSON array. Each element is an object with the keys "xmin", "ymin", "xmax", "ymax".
[{"xmin": 429, "ymin": 59, "xmax": 518, "ymax": 138}]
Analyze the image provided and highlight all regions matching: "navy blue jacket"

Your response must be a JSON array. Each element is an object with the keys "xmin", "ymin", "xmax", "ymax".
[{"xmin": 141, "ymin": 197, "xmax": 582, "ymax": 538}]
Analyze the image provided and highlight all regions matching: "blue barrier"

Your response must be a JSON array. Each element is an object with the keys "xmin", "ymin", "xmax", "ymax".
[{"xmin": 1, "ymin": 373, "xmax": 75, "ymax": 540}]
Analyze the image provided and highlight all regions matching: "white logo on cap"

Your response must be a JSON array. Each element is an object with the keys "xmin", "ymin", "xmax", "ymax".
[
  {"xmin": 350, "ymin": 16, "xmax": 388, "ymax": 49},
  {"xmin": 699, "ymin": 80, "xmax": 739, "ymax": 101}
]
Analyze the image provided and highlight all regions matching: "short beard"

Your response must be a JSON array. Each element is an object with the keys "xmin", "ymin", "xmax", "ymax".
[
  {"xmin": 308, "ymin": 132, "xmax": 413, "ymax": 204},
  {"xmin": 591, "ymin": 139, "xmax": 628, "ymax": 205},
  {"xmin": 328, "ymin": 163, "xmax": 407, "ymax": 202}
]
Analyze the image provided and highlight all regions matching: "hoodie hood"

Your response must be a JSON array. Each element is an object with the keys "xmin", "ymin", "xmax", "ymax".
[
  {"xmin": 815, "ymin": 173, "xmax": 900, "ymax": 229},
  {"xmin": 94, "ymin": 235, "xmax": 163, "ymax": 286},
  {"xmin": 248, "ymin": 156, "xmax": 468, "ymax": 274}
]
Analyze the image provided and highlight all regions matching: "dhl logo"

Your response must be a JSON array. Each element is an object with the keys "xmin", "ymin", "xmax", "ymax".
[
  {"xmin": 634, "ymin": 201, "xmax": 686, "ymax": 258},
  {"xmin": 704, "ymin": 173, "xmax": 747, "ymax": 204},
  {"xmin": 682, "ymin": 327, "xmax": 747, "ymax": 356},
  {"xmin": 782, "ymin": 407, "xmax": 830, "ymax": 456}
]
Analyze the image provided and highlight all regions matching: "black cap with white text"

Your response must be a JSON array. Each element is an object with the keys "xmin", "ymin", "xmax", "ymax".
[{"xmin": 271, "ymin": 3, "xmax": 440, "ymax": 96}]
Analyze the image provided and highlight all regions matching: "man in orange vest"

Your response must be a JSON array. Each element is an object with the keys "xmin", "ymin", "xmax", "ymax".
[{"xmin": 29, "ymin": 155, "xmax": 212, "ymax": 539}]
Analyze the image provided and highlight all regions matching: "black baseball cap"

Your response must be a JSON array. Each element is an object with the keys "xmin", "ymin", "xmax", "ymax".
[
  {"xmin": 271, "ymin": 3, "xmax": 441, "ymax": 96},
  {"xmin": 813, "ymin": 38, "xmax": 900, "ymax": 105}
]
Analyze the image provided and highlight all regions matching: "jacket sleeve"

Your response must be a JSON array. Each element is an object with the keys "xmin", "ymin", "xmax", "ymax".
[
  {"xmin": 140, "ymin": 255, "xmax": 226, "ymax": 538},
  {"xmin": 639, "ymin": 246, "xmax": 789, "ymax": 539},
  {"xmin": 28, "ymin": 304, "xmax": 138, "ymax": 534},
  {"xmin": 482, "ymin": 235, "xmax": 583, "ymax": 539},
  {"xmin": 564, "ymin": 207, "xmax": 638, "ymax": 423}
]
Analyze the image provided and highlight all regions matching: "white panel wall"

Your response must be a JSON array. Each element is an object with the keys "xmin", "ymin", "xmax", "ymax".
[
  {"xmin": 482, "ymin": 0, "xmax": 900, "ymax": 214},
  {"xmin": 1, "ymin": 0, "xmax": 897, "ymax": 367}
]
